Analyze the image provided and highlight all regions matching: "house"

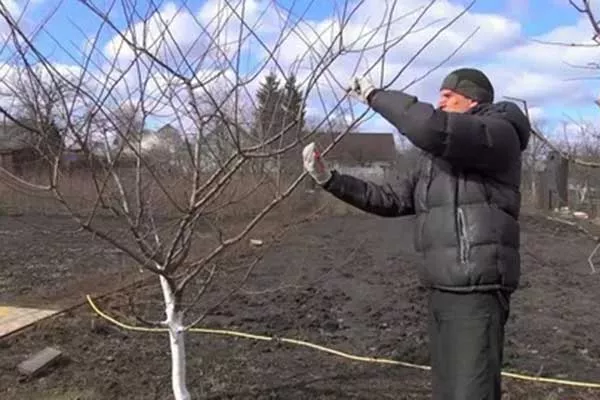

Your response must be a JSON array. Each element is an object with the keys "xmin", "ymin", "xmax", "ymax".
[
  {"xmin": 108, "ymin": 123, "xmax": 187, "ymax": 174},
  {"xmin": 0, "ymin": 124, "xmax": 31, "ymax": 173},
  {"xmin": 141, "ymin": 124, "xmax": 183, "ymax": 154},
  {"xmin": 313, "ymin": 132, "xmax": 399, "ymax": 184},
  {"xmin": 60, "ymin": 144, "xmax": 108, "ymax": 173},
  {"xmin": 118, "ymin": 123, "xmax": 184, "ymax": 156},
  {"xmin": 0, "ymin": 122, "xmax": 60, "ymax": 175}
]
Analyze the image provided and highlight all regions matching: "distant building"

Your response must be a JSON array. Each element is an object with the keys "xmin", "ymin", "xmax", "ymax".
[
  {"xmin": 106, "ymin": 123, "xmax": 187, "ymax": 171},
  {"xmin": 0, "ymin": 122, "xmax": 60, "ymax": 175},
  {"xmin": 313, "ymin": 132, "xmax": 399, "ymax": 184},
  {"xmin": 120, "ymin": 123, "xmax": 184, "ymax": 156}
]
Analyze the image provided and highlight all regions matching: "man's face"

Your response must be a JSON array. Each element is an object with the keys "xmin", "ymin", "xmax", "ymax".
[{"xmin": 437, "ymin": 89, "xmax": 477, "ymax": 113}]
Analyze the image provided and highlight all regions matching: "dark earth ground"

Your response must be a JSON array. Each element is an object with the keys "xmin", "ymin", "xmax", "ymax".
[{"xmin": 2, "ymin": 211, "xmax": 600, "ymax": 399}]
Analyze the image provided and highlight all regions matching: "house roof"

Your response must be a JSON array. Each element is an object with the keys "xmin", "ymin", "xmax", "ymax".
[
  {"xmin": 313, "ymin": 132, "xmax": 398, "ymax": 164},
  {"xmin": 156, "ymin": 123, "xmax": 178, "ymax": 135},
  {"xmin": 155, "ymin": 123, "xmax": 183, "ymax": 144}
]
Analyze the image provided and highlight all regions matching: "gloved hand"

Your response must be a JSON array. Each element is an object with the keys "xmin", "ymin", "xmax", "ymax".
[
  {"xmin": 347, "ymin": 76, "xmax": 376, "ymax": 104},
  {"xmin": 302, "ymin": 142, "xmax": 332, "ymax": 185}
]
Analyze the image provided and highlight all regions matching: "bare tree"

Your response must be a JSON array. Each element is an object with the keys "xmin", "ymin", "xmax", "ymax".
[
  {"xmin": 0, "ymin": 0, "xmax": 476, "ymax": 398},
  {"xmin": 0, "ymin": 65, "xmax": 71, "ymax": 176},
  {"xmin": 504, "ymin": 1, "xmax": 600, "ymax": 272},
  {"xmin": 555, "ymin": 119, "xmax": 600, "ymax": 206},
  {"xmin": 524, "ymin": 1, "xmax": 600, "ymax": 187},
  {"xmin": 518, "ymin": 119, "xmax": 549, "ymax": 203}
]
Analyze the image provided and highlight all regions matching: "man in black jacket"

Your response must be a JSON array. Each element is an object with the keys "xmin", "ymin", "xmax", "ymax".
[{"xmin": 302, "ymin": 68, "xmax": 531, "ymax": 399}]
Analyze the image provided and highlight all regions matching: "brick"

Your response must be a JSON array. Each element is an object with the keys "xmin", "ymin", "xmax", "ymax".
[{"xmin": 17, "ymin": 347, "xmax": 62, "ymax": 376}]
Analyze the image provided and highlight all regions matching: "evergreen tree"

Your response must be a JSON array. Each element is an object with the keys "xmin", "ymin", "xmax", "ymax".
[
  {"xmin": 254, "ymin": 71, "xmax": 283, "ymax": 144},
  {"xmin": 280, "ymin": 74, "xmax": 305, "ymax": 146},
  {"xmin": 254, "ymin": 72, "xmax": 306, "ymax": 145},
  {"xmin": 253, "ymin": 71, "xmax": 306, "ymax": 180}
]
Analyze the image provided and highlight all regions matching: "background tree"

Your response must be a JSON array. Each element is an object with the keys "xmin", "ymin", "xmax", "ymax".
[
  {"xmin": 280, "ymin": 73, "xmax": 306, "ymax": 146},
  {"xmin": 254, "ymin": 71, "xmax": 284, "ymax": 145}
]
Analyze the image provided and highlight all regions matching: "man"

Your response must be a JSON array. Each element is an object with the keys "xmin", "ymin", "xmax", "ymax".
[{"xmin": 302, "ymin": 68, "xmax": 530, "ymax": 399}]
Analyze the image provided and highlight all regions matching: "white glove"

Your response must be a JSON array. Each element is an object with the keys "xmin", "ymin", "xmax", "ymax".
[
  {"xmin": 302, "ymin": 142, "xmax": 332, "ymax": 185},
  {"xmin": 347, "ymin": 76, "xmax": 376, "ymax": 104}
]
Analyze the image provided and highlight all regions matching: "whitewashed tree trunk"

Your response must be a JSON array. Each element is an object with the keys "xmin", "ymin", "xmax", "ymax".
[{"xmin": 160, "ymin": 276, "xmax": 190, "ymax": 400}]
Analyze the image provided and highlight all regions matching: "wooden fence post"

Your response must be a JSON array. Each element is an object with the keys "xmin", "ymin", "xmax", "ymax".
[
  {"xmin": 535, "ymin": 169, "xmax": 549, "ymax": 210},
  {"xmin": 535, "ymin": 150, "xmax": 569, "ymax": 211}
]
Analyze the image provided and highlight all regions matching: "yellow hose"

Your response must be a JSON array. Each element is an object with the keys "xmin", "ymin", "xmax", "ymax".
[{"xmin": 86, "ymin": 295, "xmax": 600, "ymax": 389}]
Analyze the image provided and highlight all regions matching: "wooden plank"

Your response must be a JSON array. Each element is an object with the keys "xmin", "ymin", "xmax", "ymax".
[
  {"xmin": 17, "ymin": 347, "xmax": 62, "ymax": 376},
  {"xmin": 0, "ymin": 306, "xmax": 59, "ymax": 338}
]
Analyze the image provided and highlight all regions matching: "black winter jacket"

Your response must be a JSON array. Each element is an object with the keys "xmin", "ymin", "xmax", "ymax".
[{"xmin": 323, "ymin": 90, "xmax": 531, "ymax": 293}]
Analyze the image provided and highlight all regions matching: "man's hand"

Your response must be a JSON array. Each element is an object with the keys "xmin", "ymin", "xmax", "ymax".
[
  {"xmin": 302, "ymin": 142, "xmax": 332, "ymax": 185},
  {"xmin": 347, "ymin": 76, "xmax": 376, "ymax": 104}
]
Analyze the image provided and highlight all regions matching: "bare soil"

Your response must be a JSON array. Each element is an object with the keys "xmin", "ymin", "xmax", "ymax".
[{"xmin": 2, "ymin": 212, "xmax": 600, "ymax": 399}]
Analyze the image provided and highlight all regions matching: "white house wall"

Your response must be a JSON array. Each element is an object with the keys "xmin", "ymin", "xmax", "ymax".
[{"xmin": 332, "ymin": 163, "xmax": 388, "ymax": 184}]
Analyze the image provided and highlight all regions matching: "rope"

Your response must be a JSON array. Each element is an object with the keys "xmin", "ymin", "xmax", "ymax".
[{"xmin": 86, "ymin": 295, "xmax": 600, "ymax": 389}]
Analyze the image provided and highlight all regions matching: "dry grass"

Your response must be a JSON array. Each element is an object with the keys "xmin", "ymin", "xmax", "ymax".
[
  {"xmin": 0, "ymin": 166, "xmax": 330, "ymax": 220},
  {"xmin": 0, "ymin": 165, "xmax": 541, "ymax": 221}
]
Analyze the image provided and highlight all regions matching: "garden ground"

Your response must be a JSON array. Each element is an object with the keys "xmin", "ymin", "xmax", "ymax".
[{"xmin": 1, "ymin": 211, "xmax": 600, "ymax": 399}]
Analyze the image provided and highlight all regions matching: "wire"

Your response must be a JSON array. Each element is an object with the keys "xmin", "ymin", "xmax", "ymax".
[{"xmin": 86, "ymin": 295, "xmax": 600, "ymax": 389}]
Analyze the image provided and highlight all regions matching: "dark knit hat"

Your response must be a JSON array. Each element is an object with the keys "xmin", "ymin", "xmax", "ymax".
[{"xmin": 440, "ymin": 68, "xmax": 494, "ymax": 104}]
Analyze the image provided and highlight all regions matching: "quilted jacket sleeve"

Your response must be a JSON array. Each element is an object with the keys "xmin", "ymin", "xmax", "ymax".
[
  {"xmin": 368, "ymin": 90, "xmax": 526, "ymax": 174},
  {"xmin": 322, "ymin": 163, "xmax": 419, "ymax": 217}
]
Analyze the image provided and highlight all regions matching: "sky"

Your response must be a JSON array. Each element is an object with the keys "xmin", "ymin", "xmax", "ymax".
[{"xmin": 1, "ymin": 0, "xmax": 600, "ymax": 145}]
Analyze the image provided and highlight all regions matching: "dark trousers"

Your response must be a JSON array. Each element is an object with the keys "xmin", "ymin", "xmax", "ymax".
[{"xmin": 428, "ymin": 289, "xmax": 510, "ymax": 400}]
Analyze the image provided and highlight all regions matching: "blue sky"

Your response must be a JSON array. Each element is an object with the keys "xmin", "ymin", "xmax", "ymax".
[
  {"xmin": 2, "ymin": 0, "xmax": 600, "ymax": 140},
  {"xmin": 469, "ymin": 0, "xmax": 579, "ymax": 35}
]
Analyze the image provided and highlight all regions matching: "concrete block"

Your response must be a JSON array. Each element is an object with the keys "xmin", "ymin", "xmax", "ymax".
[{"xmin": 17, "ymin": 347, "xmax": 62, "ymax": 376}]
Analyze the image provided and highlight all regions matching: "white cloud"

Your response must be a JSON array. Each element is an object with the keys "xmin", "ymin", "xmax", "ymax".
[
  {"xmin": 357, "ymin": 10, "xmax": 600, "ymax": 134},
  {"xmin": 527, "ymin": 106, "xmax": 545, "ymax": 122},
  {"xmin": 96, "ymin": 0, "xmax": 527, "ymax": 109},
  {"xmin": 485, "ymin": 18, "xmax": 600, "ymax": 110},
  {"xmin": 2, "ymin": 0, "xmax": 600, "ymax": 149},
  {"xmin": 500, "ymin": 18, "xmax": 600, "ymax": 74},
  {"xmin": 104, "ymin": 2, "xmax": 203, "ymax": 65},
  {"xmin": 265, "ymin": 0, "xmax": 520, "ymax": 73},
  {"xmin": 1, "ymin": 0, "xmax": 19, "ymax": 15},
  {"xmin": 0, "ymin": 1, "xmax": 21, "ymax": 41}
]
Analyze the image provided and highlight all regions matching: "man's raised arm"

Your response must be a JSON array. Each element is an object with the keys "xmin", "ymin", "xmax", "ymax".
[
  {"xmin": 368, "ymin": 90, "xmax": 528, "ymax": 173},
  {"xmin": 302, "ymin": 143, "xmax": 418, "ymax": 217}
]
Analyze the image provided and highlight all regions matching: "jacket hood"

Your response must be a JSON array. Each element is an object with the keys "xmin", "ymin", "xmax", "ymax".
[{"xmin": 469, "ymin": 101, "xmax": 531, "ymax": 151}]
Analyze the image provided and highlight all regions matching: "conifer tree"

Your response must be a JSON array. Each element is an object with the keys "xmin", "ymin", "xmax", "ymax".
[{"xmin": 254, "ymin": 71, "xmax": 282, "ymax": 143}]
